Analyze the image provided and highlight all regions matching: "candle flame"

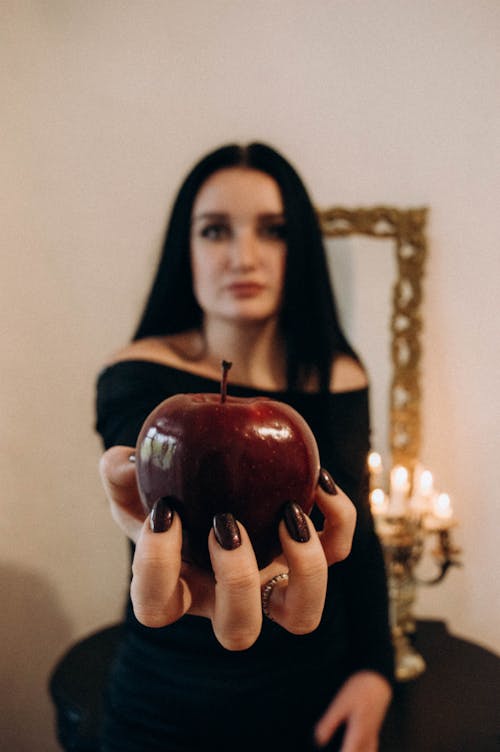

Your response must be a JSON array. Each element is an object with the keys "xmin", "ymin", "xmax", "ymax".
[
  {"xmin": 371, "ymin": 488, "xmax": 385, "ymax": 506},
  {"xmin": 368, "ymin": 452, "xmax": 382, "ymax": 471},
  {"xmin": 370, "ymin": 488, "xmax": 388, "ymax": 515}
]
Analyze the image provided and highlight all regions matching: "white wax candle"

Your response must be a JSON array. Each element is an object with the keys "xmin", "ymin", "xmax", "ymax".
[
  {"xmin": 419, "ymin": 470, "xmax": 434, "ymax": 497},
  {"xmin": 370, "ymin": 488, "xmax": 388, "ymax": 516},
  {"xmin": 390, "ymin": 465, "xmax": 409, "ymax": 514},
  {"xmin": 424, "ymin": 492, "xmax": 456, "ymax": 530},
  {"xmin": 368, "ymin": 452, "xmax": 382, "ymax": 473},
  {"xmin": 410, "ymin": 468, "xmax": 434, "ymax": 513},
  {"xmin": 368, "ymin": 452, "xmax": 383, "ymax": 489},
  {"xmin": 433, "ymin": 492, "xmax": 453, "ymax": 520}
]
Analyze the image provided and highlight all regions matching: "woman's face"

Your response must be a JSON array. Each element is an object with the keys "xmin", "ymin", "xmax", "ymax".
[{"xmin": 190, "ymin": 167, "xmax": 287, "ymax": 327}]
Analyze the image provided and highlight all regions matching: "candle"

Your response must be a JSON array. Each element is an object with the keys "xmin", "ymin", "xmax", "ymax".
[
  {"xmin": 419, "ymin": 470, "xmax": 434, "ymax": 497},
  {"xmin": 433, "ymin": 492, "xmax": 453, "ymax": 520},
  {"xmin": 368, "ymin": 452, "xmax": 383, "ymax": 490},
  {"xmin": 423, "ymin": 492, "xmax": 456, "ymax": 531},
  {"xmin": 370, "ymin": 488, "xmax": 388, "ymax": 516},
  {"xmin": 390, "ymin": 465, "xmax": 409, "ymax": 515},
  {"xmin": 410, "ymin": 468, "xmax": 434, "ymax": 513}
]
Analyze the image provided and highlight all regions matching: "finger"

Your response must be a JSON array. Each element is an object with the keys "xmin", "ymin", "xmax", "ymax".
[
  {"xmin": 314, "ymin": 695, "xmax": 348, "ymax": 748},
  {"xmin": 208, "ymin": 515, "xmax": 262, "ymax": 651},
  {"xmin": 340, "ymin": 724, "xmax": 378, "ymax": 752},
  {"xmin": 316, "ymin": 672, "xmax": 391, "ymax": 750},
  {"xmin": 316, "ymin": 469, "xmax": 357, "ymax": 564},
  {"xmin": 130, "ymin": 501, "xmax": 192, "ymax": 627},
  {"xmin": 99, "ymin": 446, "xmax": 145, "ymax": 539},
  {"xmin": 267, "ymin": 505, "xmax": 327, "ymax": 634}
]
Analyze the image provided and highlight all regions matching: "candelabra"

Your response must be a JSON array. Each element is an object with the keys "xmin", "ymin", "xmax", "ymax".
[{"xmin": 368, "ymin": 454, "xmax": 462, "ymax": 681}]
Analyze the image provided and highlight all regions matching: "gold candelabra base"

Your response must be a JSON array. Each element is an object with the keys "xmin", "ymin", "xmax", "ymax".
[
  {"xmin": 374, "ymin": 513, "xmax": 461, "ymax": 682},
  {"xmin": 392, "ymin": 626, "xmax": 427, "ymax": 681}
]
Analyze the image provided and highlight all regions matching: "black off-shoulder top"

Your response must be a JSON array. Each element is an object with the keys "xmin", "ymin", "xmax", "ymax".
[{"xmin": 95, "ymin": 360, "xmax": 394, "ymax": 752}]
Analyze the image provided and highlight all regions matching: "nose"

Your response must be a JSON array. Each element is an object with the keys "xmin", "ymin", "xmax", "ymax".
[{"xmin": 230, "ymin": 228, "xmax": 259, "ymax": 271}]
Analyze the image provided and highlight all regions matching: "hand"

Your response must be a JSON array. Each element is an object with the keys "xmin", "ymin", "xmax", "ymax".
[
  {"xmin": 314, "ymin": 671, "xmax": 393, "ymax": 751},
  {"xmin": 99, "ymin": 446, "xmax": 356, "ymax": 650}
]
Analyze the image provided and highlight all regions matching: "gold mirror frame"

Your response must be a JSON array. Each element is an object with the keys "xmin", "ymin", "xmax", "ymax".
[{"xmin": 317, "ymin": 206, "xmax": 428, "ymax": 475}]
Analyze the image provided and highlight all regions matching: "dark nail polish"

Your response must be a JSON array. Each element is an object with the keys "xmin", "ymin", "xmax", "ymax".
[
  {"xmin": 213, "ymin": 513, "xmax": 241, "ymax": 550},
  {"xmin": 318, "ymin": 467, "xmax": 338, "ymax": 495},
  {"xmin": 150, "ymin": 498, "xmax": 174, "ymax": 533},
  {"xmin": 283, "ymin": 501, "xmax": 310, "ymax": 542}
]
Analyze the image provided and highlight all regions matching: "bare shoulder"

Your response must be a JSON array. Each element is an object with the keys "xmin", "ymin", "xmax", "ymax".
[
  {"xmin": 329, "ymin": 354, "xmax": 368, "ymax": 393},
  {"xmin": 103, "ymin": 331, "xmax": 203, "ymax": 370},
  {"xmin": 104, "ymin": 337, "xmax": 163, "ymax": 367}
]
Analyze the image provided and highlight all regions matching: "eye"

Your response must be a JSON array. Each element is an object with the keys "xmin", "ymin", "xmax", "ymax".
[
  {"xmin": 199, "ymin": 223, "xmax": 231, "ymax": 241},
  {"xmin": 258, "ymin": 222, "xmax": 287, "ymax": 241}
]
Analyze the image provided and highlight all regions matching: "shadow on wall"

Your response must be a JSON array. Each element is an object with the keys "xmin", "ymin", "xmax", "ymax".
[{"xmin": 0, "ymin": 563, "xmax": 73, "ymax": 752}]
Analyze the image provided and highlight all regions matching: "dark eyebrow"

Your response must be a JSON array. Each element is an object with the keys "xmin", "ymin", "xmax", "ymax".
[
  {"xmin": 191, "ymin": 212, "xmax": 229, "ymax": 224},
  {"xmin": 258, "ymin": 213, "xmax": 286, "ymax": 222}
]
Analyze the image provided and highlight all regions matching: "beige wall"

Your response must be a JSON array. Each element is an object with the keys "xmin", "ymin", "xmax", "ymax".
[{"xmin": 2, "ymin": 2, "xmax": 499, "ymax": 749}]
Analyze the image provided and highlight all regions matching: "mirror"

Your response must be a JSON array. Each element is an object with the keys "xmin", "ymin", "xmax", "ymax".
[{"xmin": 317, "ymin": 206, "xmax": 428, "ymax": 475}]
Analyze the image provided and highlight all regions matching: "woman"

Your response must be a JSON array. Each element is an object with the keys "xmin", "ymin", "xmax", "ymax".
[{"xmin": 96, "ymin": 143, "xmax": 394, "ymax": 751}]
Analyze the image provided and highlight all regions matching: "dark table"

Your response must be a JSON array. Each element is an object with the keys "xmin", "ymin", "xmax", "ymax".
[
  {"xmin": 380, "ymin": 620, "xmax": 500, "ymax": 752},
  {"xmin": 49, "ymin": 619, "xmax": 500, "ymax": 752}
]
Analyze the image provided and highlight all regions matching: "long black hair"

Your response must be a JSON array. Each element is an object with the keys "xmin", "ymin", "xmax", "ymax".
[{"xmin": 133, "ymin": 142, "xmax": 357, "ymax": 391}]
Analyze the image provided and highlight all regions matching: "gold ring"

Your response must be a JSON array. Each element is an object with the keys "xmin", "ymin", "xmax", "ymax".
[{"xmin": 261, "ymin": 572, "xmax": 289, "ymax": 620}]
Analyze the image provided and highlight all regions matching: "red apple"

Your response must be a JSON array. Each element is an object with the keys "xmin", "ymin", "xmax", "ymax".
[{"xmin": 135, "ymin": 362, "xmax": 320, "ymax": 570}]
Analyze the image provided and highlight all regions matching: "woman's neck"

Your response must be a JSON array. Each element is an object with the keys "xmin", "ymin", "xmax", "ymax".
[{"xmin": 199, "ymin": 318, "xmax": 286, "ymax": 391}]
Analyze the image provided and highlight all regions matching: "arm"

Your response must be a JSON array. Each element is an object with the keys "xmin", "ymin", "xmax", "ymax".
[
  {"xmin": 315, "ymin": 670, "xmax": 392, "ymax": 751},
  {"xmin": 313, "ymin": 359, "xmax": 394, "ymax": 749},
  {"xmin": 314, "ymin": 474, "xmax": 394, "ymax": 750}
]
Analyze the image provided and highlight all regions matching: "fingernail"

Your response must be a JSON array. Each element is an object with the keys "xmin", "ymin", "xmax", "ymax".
[
  {"xmin": 128, "ymin": 454, "xmax": 136, "ymax": 463},
  {"xmin": 318, "ymin": 467, "xmax": 338, "ymax": 495},
  {"xmin": 283, "ymin": 501, "xmax": 310, "ymax": 542},
  {"xmin": 213, "ymin": 513, "xmax": 241, "ymax": 550},
  {"xmin": 150, "ymin": 497, "xmax": 174, "ymax": 533}
]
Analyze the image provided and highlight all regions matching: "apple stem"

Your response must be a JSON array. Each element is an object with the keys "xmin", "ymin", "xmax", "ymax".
[{"xmin": 221, "ymin": 360, "xmax": 232, "ymax": 403}]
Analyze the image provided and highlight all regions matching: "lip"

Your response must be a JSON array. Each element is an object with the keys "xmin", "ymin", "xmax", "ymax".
[{"xmin": 225, "ymin": 282, "xmax": 265, "ymax": 297}]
